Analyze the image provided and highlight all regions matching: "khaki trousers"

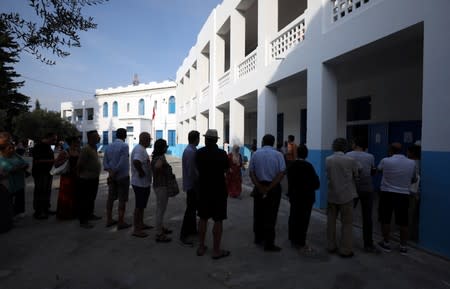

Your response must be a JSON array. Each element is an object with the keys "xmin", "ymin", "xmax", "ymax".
[{"xmin": 327, "ymin": 200, "xmax": 353, "ymax": 255}]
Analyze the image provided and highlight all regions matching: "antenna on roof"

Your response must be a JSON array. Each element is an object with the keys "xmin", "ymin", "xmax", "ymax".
[{"xmin": 133, "ymin": 74, "xmax": 140, "ymax": 86}]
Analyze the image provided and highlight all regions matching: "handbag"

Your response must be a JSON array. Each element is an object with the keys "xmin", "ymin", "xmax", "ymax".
[
  {"xmin": 167, "ymin": 172, "xmax": 180, "ymax": 197},
  {"xmin": 50, "ymin": 160, "xmax": 69, "ymax": 176}
]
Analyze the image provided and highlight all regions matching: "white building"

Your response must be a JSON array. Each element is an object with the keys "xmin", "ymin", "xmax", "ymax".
[
  {"xmin": 61, "ymin": 80, "xmax": 177, "ymax": 151},
  {"xmin": 175, "ymin": 0, "xmax": 450, "ymax": 257}
]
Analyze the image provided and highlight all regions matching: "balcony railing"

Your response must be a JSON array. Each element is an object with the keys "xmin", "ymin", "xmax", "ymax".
[
  {"xmin": 238, "ymin": 50, "xmax": 257, "ymax": 79},
  {"xmin": 218, "ymin": 70, "xmax": 231, "ymax": 88},
  {"xmin": 270, "ymin": 14, "xmax": 306, "ymax": 60},
  {"xmin": 201, "ymin": 84, "xmax": 209, "ymax": 99},
  {"xmin": 331, "ymin": 0, "xmax": 371, "ymax": 23}
]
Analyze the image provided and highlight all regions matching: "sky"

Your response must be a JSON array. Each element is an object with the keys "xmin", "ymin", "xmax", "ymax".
[{"xmin": 1, "ymin": 0, "xmax": 223, "ymax": 111}]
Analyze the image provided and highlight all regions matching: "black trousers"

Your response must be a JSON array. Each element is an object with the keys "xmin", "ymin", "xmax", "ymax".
[
  {"xmin": 33, "ymin": 173, "xmax": 53, "ymax": 214},
  {"xmin": 288, "ymin": 196, "xmax": 314, "ymax": 247},
  {"xmin": 0, "ymin": 185, "xmax": 13, "ymax": 233},
  {"xmin": 180, "ymin": 188, "xmax": 198, "ymax": 238},
  {"xmin": 76, "ymin": 177, "xmax": 99, "ymax": 224},
  {"xmin": 253, "ymin": 183, "xmax": 281, "ymax": 247},
  {"xmin": 13, "ymin": 188, "xmax": 25, "ymax": 215},
  {"xmin": 357, "ymin": 190, "xmax": 374, "ymax": 247}
]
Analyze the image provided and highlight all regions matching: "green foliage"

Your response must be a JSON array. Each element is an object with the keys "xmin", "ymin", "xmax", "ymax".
[
  {"xmin": 13, "ymin": 109, "xmax": 80, "ymax": 142},
  {"xmin": 0, "ymin": 22, "xmax": 30, "ymax": 131},
  {"xmin": 1, "ymin": 0, "xmax": 108, "ymax": 65}
]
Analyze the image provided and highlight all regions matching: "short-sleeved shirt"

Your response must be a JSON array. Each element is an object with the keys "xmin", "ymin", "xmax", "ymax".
[
  {"xmin": 78, "ymin": 145, "xmax": 101, "ymax": 179},
  {"xmin": 32, "ymin": 142, "xmax": 54, "ymax": 175},
  {"xmin": 249, "ymin": 146, "xmax": 286, "ymax": 182},
  {"xmin": 182, "ymin": 144, "xmax": 198, "ymax": 191},
  {"xmin": 287, "ymin": 159, "xmax": 320, "ymax": 202},
  {"xmin": 130, "ymin": 144, "xmax": 151, "ymax": 187},
  {"xmin": 346, "ymin": 150, "xmax": 375, "ymax": 192},
  {"xmin": 326, "ymin": 152, "xmax": 359, "ymax": 204},
  {"xmin": 103, "ymin": 139, "xmax": 129, "ymax": 179},
  {"xmin": 0, "ymin": 154, "xmax": 27, "ymax": 192},
  {"xmin": 378, "ymin": 154, "xmax": 416, "ymax": 194}
]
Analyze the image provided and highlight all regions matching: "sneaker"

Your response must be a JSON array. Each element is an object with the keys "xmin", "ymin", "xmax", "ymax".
[
  {"xmin": 378, "ymin": 240, "xmax": 392, "ymax": 252},
  {"xmin": 399, "ymin": 245, "xmax": 408, "ymax": 255}
]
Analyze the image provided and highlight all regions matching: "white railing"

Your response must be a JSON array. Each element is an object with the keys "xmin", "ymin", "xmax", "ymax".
[
  {"xmin": 270, "ymin": 14, "xmax": 306, "ymax": 60},
  {"xmin": 238, "ymin": 50, "xmax": 257, "ymax": 79},
  {"xmin": 218, "ymin": 70, "xmax": 231, "ymax": 88},
  {"xmin": 331, "ymin": 0, "xmax": 372, "ymax": 23},
  {"xmin": 201, "ymin": 84, "xmax": 209, "ymax": 99}
]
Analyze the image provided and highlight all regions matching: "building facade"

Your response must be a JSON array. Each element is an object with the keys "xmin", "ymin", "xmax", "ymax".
[
  {"xmin": 61, "ymin": 81, "xmax": 177, "ymax": 151},
  {"xmin": 175, "ymin": 0, "xmax": 450, "ymax": 257}
]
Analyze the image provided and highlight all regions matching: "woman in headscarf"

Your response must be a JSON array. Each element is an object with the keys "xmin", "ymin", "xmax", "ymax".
[{"xmin": 226, "ymin": 145, "xmax": 243, "ymax": 198}]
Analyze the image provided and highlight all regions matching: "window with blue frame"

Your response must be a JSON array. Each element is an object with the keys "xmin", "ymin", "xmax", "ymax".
[
  {"xmin": 112, "ymin": 130, "xmax": 117, "ymax": 142},
  {"xmin": 168, "ymin": 96, "xmax": 175, "ymax": 114},
  {"xmin": 139, "ymin": 99, "xmax": 145, "ymax": 116},
  {"xmin": 168, "ymin": 130, "xmax": 176, "ymax": 146},
  {"xmin": 156, "ymin": 130, "xmax": 163, "ymax": 140},
  {"xmin": 126, "ymin": 126, "xmax": 134, "ymax": 133},
  {"xmin": 112, "ymin": 101, "xmax": 118, "ymax": 117},
  {"xmin": 103, "ymin": 102, "xmax": 108, "ymax": 118},
  {"xmin": 102, "ymin": 131, "xmax": 109, "ymax": 145}
]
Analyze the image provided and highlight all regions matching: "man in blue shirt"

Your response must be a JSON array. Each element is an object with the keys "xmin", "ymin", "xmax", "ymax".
[
  {"xmin": 180, "ymin": 130, "xmax": 200, "ymax": 246},
  {"xmin": 249, "ymin": 134, "xmax": 286, "ymax": 252},
  {"xmin": 103, "ymin": 128, "xmax": 131, "ymax": 230}
]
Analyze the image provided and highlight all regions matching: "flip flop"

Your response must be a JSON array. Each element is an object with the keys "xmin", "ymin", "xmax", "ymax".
[
  {"xmin": 196, "ymin": 246, "xmax": 208, "ymax": 256},
  {"xmin": 132, "ymin": 231, "xmax": 148, "ymax": 238},
  {"xmin": 106, "ymin": 220, "xmax": 118, "ymax": 227},
  {"xmin": 212, "ymin": 250, "xmax": 230, "ymax": 260}
]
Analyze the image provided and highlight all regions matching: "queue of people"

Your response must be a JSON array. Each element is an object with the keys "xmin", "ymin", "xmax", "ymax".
[{"xmin": 0, "ymin": 127, "xmax": 421, "ymax": 260}]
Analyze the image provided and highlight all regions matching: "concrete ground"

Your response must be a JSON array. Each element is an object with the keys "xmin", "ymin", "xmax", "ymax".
[{"xmin": 1, "ymin": 155, "xmax": 449, "ymax": 289}]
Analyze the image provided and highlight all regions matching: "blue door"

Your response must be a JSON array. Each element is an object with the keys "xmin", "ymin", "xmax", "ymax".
[
  {"xmin": 168, "ymin": 130, "xmax": 176, "ymax": 146},
  {"xmin": 156, "ymin": 130, "xmax": 163, "ymax": 140},
  {"xmin": 388, "ymin": 121, "xmax": 422, "ymax": 155},
  {"xmin": 102, "ymin": 131, "xmax": 109, "ymax": 145},
  {"xmin": 368, "ymin": 123, "xmax": 389, "ymax": 191}
]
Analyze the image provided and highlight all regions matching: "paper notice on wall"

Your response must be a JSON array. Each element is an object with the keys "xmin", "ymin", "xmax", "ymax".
[
  {"xmin": 375, "ymin": 133, "xmax": 381, "ymax": 144},
  {"xmin": 404, "ymin": 132, "xmax": 413, "ymax": 143}
]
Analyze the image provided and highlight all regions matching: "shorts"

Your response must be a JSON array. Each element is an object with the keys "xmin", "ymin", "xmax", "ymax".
[
  {"xmin": 132, "ymin": 185, "xmax": 150, "ymax": 209},
  {"xmin": 378, "ymin": 191, "xmax": 409, "ymax": 226},
  {"xmin": 108, "ymin": 176, "xmax": 130, "ymax": 203},
  {"xmin": 197, "ymin": 193, "xmax": 227, "ymax": 222}
]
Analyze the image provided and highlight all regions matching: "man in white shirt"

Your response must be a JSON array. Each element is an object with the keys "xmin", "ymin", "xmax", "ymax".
[
  {"xmin": 377, "ymin": 143, "xmax": 416, "ymax": 255},
  {"xmin": 130, "ymin": 132, "xmax": 153, "ymax": 238}
]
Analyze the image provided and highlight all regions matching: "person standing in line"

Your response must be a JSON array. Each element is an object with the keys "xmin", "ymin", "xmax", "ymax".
[
  {"xmin": 103, "ymin": 128, "xmax": 131, "ymax": 230},
  {"xmin": 377, "ymin": 143, "xmax": 416, "ymax": 255},
  {"xmin": 287, "ymin": 144, "xmax": 320, "ymax": 254},
  {"xmin": 326, "ymin": 138, "xmax": 359, "ymax": 258},
  {"xmin": 151, "ymin": 138, "xmax": 174, "ymax": 243},
  {"xmin": 249, "ymin": 134, "xmax": 286, "ymax": 252},
  {"xmin": 130, "ymin": 132, "xmax": 153, "ymax": 238},
  {"xmin": 54, "ymin": 136, "xmax": 81, "ymax": 220},
  {"xmin": 226, "ymin": 144, "xmax": 243, "ymax": 199},
  {"xmin": 76, "ymin": 130, "xmax": 101, "ymax": 229},
  {"xmin": 346, "ymin": 138, "xmax": 379, "ymax": 253},
  {"xmin": 0, "ymin": 132, "xmax": 14, "ymax": 233},
  {"xmin": 195, "ymin": 129, "xmax": 230, "ymax": 259},
  {"xmin": 285, "ymin": 135, "xmax": 298, "ymax": 164},
  {"xmin": 32, "ymin": 132, "xmax": 57, "ymax": 219},
  {"xmin": 180, "ymin": 130, "xmax": 200, "ymax": 246}
]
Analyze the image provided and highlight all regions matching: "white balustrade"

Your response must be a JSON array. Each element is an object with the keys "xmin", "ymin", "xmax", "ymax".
[
  {"xmin": 238, "ymin": 50, "xmax": 257, "ymax": 79},
  {"xmin": 331, "ymin": 0, "xmax": 371, "ymax": 23},
  {"xmin": 218, "ymin": 71, "xmax": 231, "ymax": 88},
  {"xmin": 270, "ymin": 15, "xmax": 306, "ymax": 60}
]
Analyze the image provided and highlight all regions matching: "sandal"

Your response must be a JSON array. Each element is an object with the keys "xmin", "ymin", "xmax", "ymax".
[
  {"xmin": 212, "ymin": 250, "xmax": 231, "ymax": 260},
  {"xmin": 156, "ymin": 233, "xmax": 171, "ymax": 243},
  {"xmin": 132, "ymin": 231, "xmax": 149, "ymax": 238},
  {"xmin": 196, "ymin": 245, "xmax": 208, "ymax": 256}
]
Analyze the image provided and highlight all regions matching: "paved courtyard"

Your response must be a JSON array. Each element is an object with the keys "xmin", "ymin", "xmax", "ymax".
[{"xmin": 1, "ymin": 156, "xmax": 449, "ymax": 289}]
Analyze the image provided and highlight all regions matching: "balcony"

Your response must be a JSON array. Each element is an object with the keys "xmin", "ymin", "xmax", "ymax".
[
  {"xmin": 238, "ymin": 50, "xmax": 257, "ymax": 79},
  {"xmin": 331, "ymin": 0, "xmax": 372, "ymax": 23},
  {"xmin": 218, "ymin": 70, "xmax": 231, "ymax": 88},
  {"xmin": 270, "ymin": 14, "xmax": 306, "ymax": 60}
]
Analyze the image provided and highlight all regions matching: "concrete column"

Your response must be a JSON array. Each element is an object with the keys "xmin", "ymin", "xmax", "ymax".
[
  {"xmin": 231, "ymin": 9, "xmax": 245, "ymax": 80},
  {"xmin": 258, "ymin": 0, "xmax": 278, "ymax": 67},
  {"xmin": 197, "ymin": 113, "xmax": 209, "ymax": 146},
  {"xmin": 257, "ymin": 87, "xmax": 277, "ymax": 144},
  {"xmin": 214, "ymin": 107, "xmax": 225, "ymax": 146},
  {"xmin": 419, "ymin": 0, "xmax": 450, "ymax": 258},
  {"xmin": 229, "ymin": 98, "xmax": 245, "ymax": 146},
  {"xmin": 306, "ymin": 64, "xmax": 338, "ymax": 208}
]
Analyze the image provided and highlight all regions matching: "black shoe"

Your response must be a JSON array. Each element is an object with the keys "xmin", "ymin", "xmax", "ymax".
[
  {"xmin": 47, "ymin": 210, "xmax": 57, "ymax": 215},
  {"xmin": 89, "ymin": 214, "xmax": 102, "ymax": 221},
  {"xmin": 80, "ymin": 222, "xmax": 94, "ymax": 229},
  {"xmin": 34, "ymin": 212, "xmax": 48, "ymax": 220},
  {"xmin": 180, "ymin": 237, "xmax": 194, "ymax": 247},
  {"xmin": 254, "ymin": 239, "xmax": 264, "ymax": 246},
  {"xmin": 339, "ymin": 252, "xmax": 355, "ymax": 258},
  {"xmin": 264, "ymin": 245, "xmax": 282, "ymax": 252}
]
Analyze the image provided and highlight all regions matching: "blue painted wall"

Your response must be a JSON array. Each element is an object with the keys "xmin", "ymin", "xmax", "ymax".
[
  {"xmin": 308, "ymin": 149, "xmax": 332, "ymax": 209},
  {"xmin": 419, "ymin": 151, "xmax": 450, "ymax": 258}
]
